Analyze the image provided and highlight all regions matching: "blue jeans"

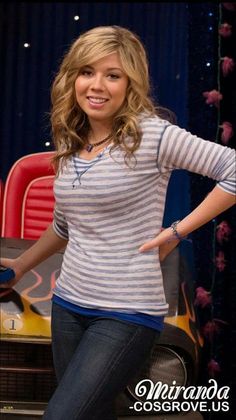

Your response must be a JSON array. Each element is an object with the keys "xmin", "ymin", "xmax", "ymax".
[{"xmin": 42, "ymin": 302, "xmax": 159, "ymax": 420}]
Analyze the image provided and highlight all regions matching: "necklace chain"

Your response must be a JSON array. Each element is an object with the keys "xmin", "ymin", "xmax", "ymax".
[{"xmin": 86, "ymin": 133, "xmax": 112, "ymax": 152}]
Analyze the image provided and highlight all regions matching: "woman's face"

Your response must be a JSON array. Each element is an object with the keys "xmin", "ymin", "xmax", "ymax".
[{"xmin": 74, "ymin": 52, "xmax": 129, "ymax": 126}]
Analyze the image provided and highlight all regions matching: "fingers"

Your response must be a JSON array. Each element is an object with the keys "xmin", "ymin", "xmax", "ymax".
[
  {"xmin": 139, "ymin": 238, "xmax": 160, "ymax": 252},
  {"xmin": 139, "ymin": 228, "xmax": 174, "ymax": 253},
  {"xmin": 0, "ymin": 258, "xmax": 13, "ymax": 268}
]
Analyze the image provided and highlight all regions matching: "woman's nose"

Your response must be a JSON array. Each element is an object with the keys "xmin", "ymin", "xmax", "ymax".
[{"xmin": 91, "ymin": 74, "xmax": 104, "ymax": 90}]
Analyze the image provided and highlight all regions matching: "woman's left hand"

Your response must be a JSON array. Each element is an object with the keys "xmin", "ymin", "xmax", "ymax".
[
  {"xmin": 158, "ymin": 239, "xmax": 180, "ymax": 261},
  {"xmin": 139, "ymin": 228, "xmax": 180, "ymax": 261}
]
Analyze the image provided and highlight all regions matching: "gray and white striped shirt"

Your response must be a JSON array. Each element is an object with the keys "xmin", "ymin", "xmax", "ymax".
[{"xmin": 52, "ymin": 115, "xmax": 236, "ymax": 316}]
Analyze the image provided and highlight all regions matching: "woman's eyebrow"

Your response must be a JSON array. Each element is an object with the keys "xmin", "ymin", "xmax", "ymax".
[{"xmin": 83, "ymin": 65, "xmax": 123, "ymax": 72}]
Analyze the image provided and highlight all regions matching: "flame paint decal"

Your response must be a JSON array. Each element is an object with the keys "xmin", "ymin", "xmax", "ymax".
[
  {"xmin": 165, "ymin": 281, "xmax": 204, "ymax": 354},
  {"xmin": 1, "ymin": 266, "xmax": 60, "ymax": 340}
]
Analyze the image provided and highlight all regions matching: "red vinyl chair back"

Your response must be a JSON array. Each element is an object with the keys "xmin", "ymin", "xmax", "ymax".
[
  {"xmin": 0, "ymin": 179, "xmax": 4, "ymax": 232},
  {"xmin": 1, "ymin": 152, "xmax": 55, "ymax": 239}
]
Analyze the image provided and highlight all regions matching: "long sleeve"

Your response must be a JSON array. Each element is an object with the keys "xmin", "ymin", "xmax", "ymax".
[
  {"xmin": 158, "ymin": 124, "xmax": 236, "ymax": 195},
  {"xmin": 53, "ymin": 204, "xmax": 69, "ymax": 240}
]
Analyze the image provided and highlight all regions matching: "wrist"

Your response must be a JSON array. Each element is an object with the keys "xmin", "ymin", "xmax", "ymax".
[
  {"xmin": 170, "ymin": 220, "xmax": 187, "ymax": 241},
  {"xmin": 14, "ymin": 256, "xmax": 28, "ymax": 276}
]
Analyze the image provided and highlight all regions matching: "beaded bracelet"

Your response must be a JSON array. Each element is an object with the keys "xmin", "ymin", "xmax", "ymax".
[{"xmin": 170, "ymin": 220, "xmax": 184, "ymax": 241}]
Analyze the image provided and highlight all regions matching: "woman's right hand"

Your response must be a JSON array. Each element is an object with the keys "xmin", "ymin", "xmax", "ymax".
[{"xmin": 0, "ymin": 257, "xmax": 24, "ymax": 288}]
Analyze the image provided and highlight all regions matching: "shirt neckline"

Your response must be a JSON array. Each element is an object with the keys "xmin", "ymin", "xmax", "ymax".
[{"xmin": 76, "ymin": 144, "xmax": 112, "ymax": 162}]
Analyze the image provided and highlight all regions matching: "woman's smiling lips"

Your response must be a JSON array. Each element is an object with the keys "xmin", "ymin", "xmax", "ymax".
[{"xmin": 87, "ymin": 96, "xmax": 109, "ymax": 109}]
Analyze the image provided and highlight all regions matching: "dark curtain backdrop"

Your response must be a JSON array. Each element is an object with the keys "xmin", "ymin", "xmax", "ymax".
[
  {"xmin": 0, "ymin": 1, "xmax": 189, "ymax": 225},
  {"xmin": 188, "ymin": 4, "xmax": 236, "ymax": 420}
]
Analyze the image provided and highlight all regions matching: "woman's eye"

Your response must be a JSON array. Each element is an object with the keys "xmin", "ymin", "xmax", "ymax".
[
  {"xmin": 108, "ymin": 74, "xmax": 120, "ymax": 79},
  {"xmin": 81, "ymin": 70, "xmax": 92, "ymax": 76}
]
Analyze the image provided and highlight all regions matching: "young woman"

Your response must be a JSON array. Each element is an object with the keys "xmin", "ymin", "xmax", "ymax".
[{"xmin": 1, "ymin": 26, "xmax": 235, "ymax": 420}]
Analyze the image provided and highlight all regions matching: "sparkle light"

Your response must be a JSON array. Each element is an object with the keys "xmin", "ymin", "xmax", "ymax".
[
  {"xmin": 23, "ymin": 43, "xmax": 30, "ymax": 48},
  {"xmin": 45, "ymin": 141, "xmax": 51, "ymax": 147},
  {"xmin": 74, "ymin": 15, "xmax": 80, "ymax": 21}
]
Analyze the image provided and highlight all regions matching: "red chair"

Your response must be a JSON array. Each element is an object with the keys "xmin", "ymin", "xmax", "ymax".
[
  {"xmin": 1, "ymin": 152, "xmax": 55, "ymax": 239},
  {"xmin": 0, "ymin": 179, "xmax": 4, "ymax": 232}
]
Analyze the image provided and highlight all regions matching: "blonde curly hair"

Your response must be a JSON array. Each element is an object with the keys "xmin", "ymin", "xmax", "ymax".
[{"xmin": 50, "ymin": 25, "xmax": 160, "ymax": 170}]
